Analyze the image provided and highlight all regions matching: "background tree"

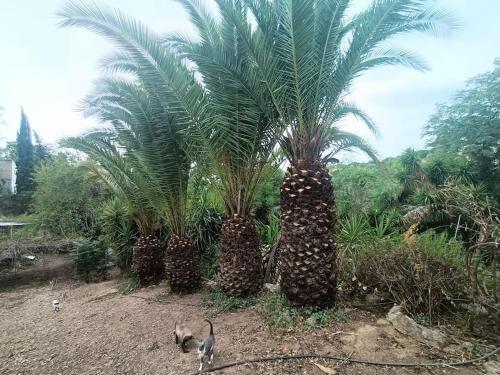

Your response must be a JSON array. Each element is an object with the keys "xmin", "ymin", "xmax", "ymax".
[
  {"xmin": 0, "ymin": 141, "xmax": 16, "ymax": 160},
  {"xmin": 238, "ymin": 0, "xmax": 457, "ymax": 306},
  {"xmin": 424, "ymin": 59, "xmax": 500, "ymax": 200},
  {"xmin": 15, "ymin": 109, "xmax": 34, "ymax": 193},
  {"xmin": 33, "ymin": 131, "xmax": 52, "ymax": 165}
]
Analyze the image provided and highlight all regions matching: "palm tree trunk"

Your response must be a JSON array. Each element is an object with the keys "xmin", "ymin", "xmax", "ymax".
[
  {"xmin": 132, "ymin": 235, "xmax": 165, "ymax": 285},
  {"xmin": 166, "ymin": 235, "xmax": 200, "ymax": 293},
  {"xmin": 219, "ymin": 214, "xmax": 262, "ymax": 297},
  {"xmin": 279, "ymin": 160, "xmax": 337, "ymax": 307}
]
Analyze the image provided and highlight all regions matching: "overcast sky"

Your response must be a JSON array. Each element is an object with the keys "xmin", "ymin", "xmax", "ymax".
[{"xmin": 0, "ymin": 0, "xmax": 499, "ymax": 161}]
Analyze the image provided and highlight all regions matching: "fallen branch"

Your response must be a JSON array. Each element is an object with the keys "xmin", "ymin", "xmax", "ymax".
[{"xmin": 192, "ymin": 346, "xmax": 500, "ymax": 374}]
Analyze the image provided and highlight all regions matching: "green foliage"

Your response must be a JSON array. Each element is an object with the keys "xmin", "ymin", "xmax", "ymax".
[
  {"xmin": 302, "ymin": 307, "xmax": 347, "ymax": 328},
  {"xmin": 33, "ymin": 131, "xmax": 52, "ymax": 165},
  {"xmin": 241, "ymin": 0, "xmax": 456, "ymax": 164},
  {"xmin": 60, "ymin": 2, "xmax": 197, "ymax": 238},
  {"xmin": 424, "ymin": 59, "xmax": 500, "ymax": 199},
  {"xmin": 100, "ymin": 198, "xmax": 137, "ymax": 271},
  {"xmin": 206, "ymin": 287, "xmax": 257, "ymax": 315},
  {"xmin": 117, "ymin": 270, "xmax": 141, "ymax": 294},
  {"xmin": 72, "ymin": 238, "xmax": 108, "ymax": 282},
  {"xmin": 170, "ymin": 0, "xmax": 281, "ymax": 218},
  {"xmin": 256, "ymin": 210, "xmax": 280, "ymax": 247},
  {"xmin": 338, "ymin": 215, "xmax": 371, "ymax": 246},
  {"xmin": 31, "ymin": 155, "xmax": 107, "ymax": 237},
  {"xmin": 15, "ymin": 109, "xmax": 34, "ymax": 193},
  {"xmin": 258, "ymin": 292, "xmax": 346, "ymax": 329},
  {"xmin": 373, "ymin": 210, "xmax": 400, "ymax": 239},
  {"xmin": 332, "ymin": 162, "xmax": 402, "ymax": 218},
  {"xmin": 0, "ymin": 141, "xmax": 17, "ymax": 160},
  {"xmin": 187, "ymin": 183, "xmax": 223, "ymax": 256},
  {"xmin": 258, "ymin": 292, "xmax": 299, "ymax": 328},
  {"xmin": 422, "ymin": 150, "xmax": 471, "ymax": 186},
  {"xmin": 187, "ymin": 179, "xmax": 224, "ymax": 280},
  {"xmin": 253, "ymin": 167, "xmax": 283, "ymax": 223}
]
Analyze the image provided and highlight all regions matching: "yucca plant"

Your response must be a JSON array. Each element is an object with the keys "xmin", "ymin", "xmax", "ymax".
[
  {"xmin": 230, "ymin": 0, "xmax": 457, "ymax": 306},
  {"xmin": 59, "ymin": 2, "xmax": 204, "ymax": 292},
  {"xmin": 167, "ymin": 0, "xmax": 282, "ymax": 296}
]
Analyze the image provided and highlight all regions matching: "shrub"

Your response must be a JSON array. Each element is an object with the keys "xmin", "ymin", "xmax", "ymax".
[
  {"xmin": 349, "ymin": 234, "xmax": 467, "ymax": 322},
  {"xmin": 331, "ymin": 161, "xmax": 402, "ymax": 218},
  {"xmin": 72, "ymin": 238, "xmax": 108, "ymax": 282},
  {"xmin": 100, "ymin": 198, "xmax": 137, "ymax": 271},
  {"xmin": 117, "ymin": 270, "xmax": 141, "ymax": 294},
  {"xmin": 187, "ymin": 186, "xmax": 224, "ymax": 280},
  {"xmin": 256, "ymin": 210, "xmax": 280, "ymax": 246},
  {"xmin": 253, "ymin": 167, "xmax": 283, "ymax": 223},
  {"xmin": 31, "ymin": 155, "xmax": 107, "ymax": 237},
  {"xmin": 338, "ymin": 214, "xmax": 371, "ymax": 246}
]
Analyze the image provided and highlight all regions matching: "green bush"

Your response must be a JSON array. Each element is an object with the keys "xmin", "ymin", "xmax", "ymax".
[
  {"xmin": 31, "ymin": 155, "xmax": 107, "ymax": 237},
  {"xmin": 253, "ymin": 167, "xmax": 283, "ymax": 223},
  {"xmin": 100, "ymin": 198, "xmax": 137, "ymax": 271},
  {"xmin": 256, "ymin": 210, "xmax": 280, "ymax": 246},
  {"xmin": 331, "ymin": 161, "xmax": 402, "ymax": 218},
  {"xmin": 72, "ymin": 238, "xmax": 108, "ymax": 282},
  {"xmin": 187, "ymin": 185, "xmax": 224, "ymax": 280}
]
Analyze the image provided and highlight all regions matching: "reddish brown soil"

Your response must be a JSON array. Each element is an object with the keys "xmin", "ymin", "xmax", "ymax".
[{"xmin": 0, "ymin": 262, "xmax": 494, "ymax": 374}]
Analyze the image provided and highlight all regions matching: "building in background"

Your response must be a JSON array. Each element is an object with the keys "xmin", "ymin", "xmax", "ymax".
[{"xmin": 0, "ymin": 159, "xmax": 16, "ymax": 194}]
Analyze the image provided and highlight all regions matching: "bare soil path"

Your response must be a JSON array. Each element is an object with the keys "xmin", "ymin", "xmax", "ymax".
[{"xmin": 0, "ymin": 276, "xmax": 493, "ymax": 374}]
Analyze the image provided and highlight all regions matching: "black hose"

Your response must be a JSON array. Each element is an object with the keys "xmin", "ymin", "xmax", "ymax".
[{"xmin": 192, "ymin": 346, "xmax": 500, "ymax": 374}]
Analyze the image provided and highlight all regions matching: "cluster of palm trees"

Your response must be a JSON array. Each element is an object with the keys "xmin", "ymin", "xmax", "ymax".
[{"xmin": 59, "ymin": 0, "xmax": 454, "ymax": 306}]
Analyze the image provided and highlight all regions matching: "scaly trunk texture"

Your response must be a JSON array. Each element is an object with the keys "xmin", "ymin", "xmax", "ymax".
[
  {"xmin": 219, "ymin": 214, "xmax": 262, "ymax": 297},
  {"xmin": 166, "ymin": 234, "xmax": 200, "ymax": 293},
  {"xmin": 280, "ymin": 160, "xmax": 337, "ymax": 307},
  {"xmin": 132, "ymin": 235, "xmax": 165, "ymax": 285}
]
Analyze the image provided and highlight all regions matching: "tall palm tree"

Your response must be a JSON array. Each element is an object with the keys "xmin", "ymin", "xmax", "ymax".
[
  {"xmin": 59, "ymin": 2, "xmax": 204, "ymax": 292},
  {"xmin": 228, "ymin": 0, "xmax": 457, "ymax": 306},
  {"xmin": 169, "ymin": 0, "xmax": 281, "ymax": 296}
]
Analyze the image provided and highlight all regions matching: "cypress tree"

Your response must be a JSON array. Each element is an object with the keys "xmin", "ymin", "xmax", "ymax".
[
  {"xmin": 15, "ymin": 109, "xmax": 34, "ymax": 193},
  {"xmin": 33, "ymin": 131, "xmax": 51, "ymax": 164}
]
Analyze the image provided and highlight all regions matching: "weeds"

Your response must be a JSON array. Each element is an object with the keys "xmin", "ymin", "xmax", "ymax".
[
  {"xmin": 117, "ymin": 271, "xmax": 141, "ymax": 294},
  {"xmin": 258, "ymin": 292, "xmax": 299, "ymax": 328},
  {"xmin": 257, "ymin": 292, "xmax": 347, "ymax": 329},
  {"xmin": 206, "ymin": 287, "xmax": 258, "ymax": 315}
]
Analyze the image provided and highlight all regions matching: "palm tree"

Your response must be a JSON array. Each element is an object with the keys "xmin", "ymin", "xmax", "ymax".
[
  {"xmin": 169, "ymin": 0, "xmax": 281, "ymax": 296},
  {"xmin": 229, "ymin": 0, "xmax": 457, "ymax": 306},
  {"xmin": 64, "ymin": 133, "xmax": 165, "ymax": 285},
  {"xmin": 59, "ymin": 3, "xmax": 203, "ymax": 292}
]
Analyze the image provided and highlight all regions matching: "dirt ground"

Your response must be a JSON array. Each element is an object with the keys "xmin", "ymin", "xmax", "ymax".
[{"xmin": 0, "ymin": 263, "xmax": 497, "ymax": 375}]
